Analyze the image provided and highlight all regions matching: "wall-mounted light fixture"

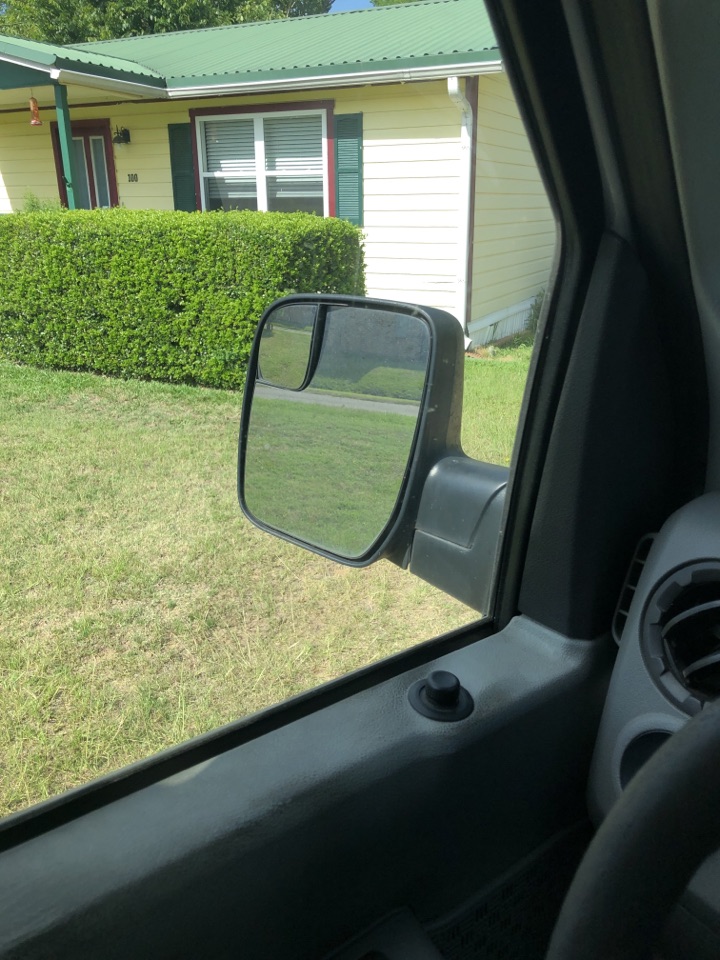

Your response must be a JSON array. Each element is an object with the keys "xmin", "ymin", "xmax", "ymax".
[
  {"xmin": 112, "ymin": 127, "xmax": 131, "ymax": 145},
  {"xmin": 29, "ymin": 97, "xmax": 42, "ymax": 126}
]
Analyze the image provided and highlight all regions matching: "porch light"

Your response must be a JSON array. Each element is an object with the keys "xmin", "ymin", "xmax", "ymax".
[
  {"xmin": 29, "ymin": 97, "xmax": 42, "ymax": 126},
  {"xmin": 112, "ymin": 127, "xmax": 131, "ymax": 145}
]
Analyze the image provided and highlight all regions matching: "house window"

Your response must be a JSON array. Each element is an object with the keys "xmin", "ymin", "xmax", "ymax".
[
  {"xmin": 195, "ymin": 109, "xmax": 329, "ymax": 216},
  {"xmin": 51, "ymin": 120, "xmax": 119, "ymax": 209}
]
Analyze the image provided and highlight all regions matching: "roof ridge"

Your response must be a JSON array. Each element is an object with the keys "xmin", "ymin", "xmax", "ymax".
[
  {"xmin": 75, "ymin": 0, "xmax": 462, "ymax": 48},
  {"xmin": 0, "ymin": 33, "xmax": 50, "ymax": 46}
]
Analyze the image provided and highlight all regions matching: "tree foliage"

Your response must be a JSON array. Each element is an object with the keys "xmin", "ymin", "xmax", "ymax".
[{"xmin": 0, "ymin": 0, "xmax": 331, "ymax": 45}]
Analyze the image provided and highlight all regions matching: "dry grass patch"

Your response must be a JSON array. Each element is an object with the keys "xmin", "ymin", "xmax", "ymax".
[{"xmin": 0, "ymin": 347, "xmax": 530, "ymax": 816}]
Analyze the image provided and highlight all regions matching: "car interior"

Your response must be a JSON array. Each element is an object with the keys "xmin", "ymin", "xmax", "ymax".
[{"xmin": 2, "ymin": 0, "xmax": 720, "ymax": 958}]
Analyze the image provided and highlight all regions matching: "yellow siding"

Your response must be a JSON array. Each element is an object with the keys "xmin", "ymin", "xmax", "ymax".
[
  {"xmin": 0, "ymin": 80, "xmax": 464, "ymax": 314},
  {"xmin": 470, "ymin": 71, "xmax": 556, "ymax": 331},
  {"xmin": 0, "ymin": 73, "xmax": 554, "ymax": 332},
  {"xmin": 0, "ymin": 120, "xmax": 59, "ymax": 212},
  {"xmin": 337, "ymin": 81, "xmax": 462, "ymax": 313}
]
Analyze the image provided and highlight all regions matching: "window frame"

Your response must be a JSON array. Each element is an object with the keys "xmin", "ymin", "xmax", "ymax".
[
  {"xmin": 50, "ymin": 118, "xmax": 119, "ymax": 209},
  {"xmin": 190, "ymin": 101, "xmax": 336, "ymax": 217}
]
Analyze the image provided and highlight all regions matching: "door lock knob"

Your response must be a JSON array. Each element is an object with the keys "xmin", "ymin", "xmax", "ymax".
[
  {"xmin": 425, "ymin": 670, "xmax": 461, "ymax": 707},
  {"xmin": 409, "ymin": 670, "xmax": 473, "ymax": 721}
]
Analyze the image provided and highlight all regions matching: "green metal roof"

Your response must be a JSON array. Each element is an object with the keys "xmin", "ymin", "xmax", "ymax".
[
  {"xmin": 0, "ymin": 0, "xmax": 498, "ymax": 96},
  {"xmin": 76, "ymin": 0, "xmax": 498, "ymax": 89},
  {"xmin": 0, "ymin": 33, "xmax": 165, "ymax": 87}
]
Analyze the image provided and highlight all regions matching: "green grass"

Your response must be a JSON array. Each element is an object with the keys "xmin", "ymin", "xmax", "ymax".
[
  {"xmin": 246, "ymin": 394, "xmax": 418, "ymax": 557},
  {"xmin": 461, "ymin": 341, "xmax": 534, "ymax": 463},
  {"xmin": 0, "ymin": 344, "xmax": 530, "ymax": 816},
  {"xmin": 258, "ymin": 325, "xmax": 313, "ymax": 389},
  {"xmin": 312, "ymin": 360, "xmax": 426, "ymax": 401}
]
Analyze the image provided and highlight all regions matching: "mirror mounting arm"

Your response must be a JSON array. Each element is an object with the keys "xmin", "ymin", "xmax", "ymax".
[{"xmin": 407, "ymin": 457, "xmax": 508, "ymax": 613}]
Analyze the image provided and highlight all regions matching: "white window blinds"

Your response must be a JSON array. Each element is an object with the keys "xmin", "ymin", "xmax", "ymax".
[
  {"xmin": 198, "ymin": 110, "xmax": 326, "ymax": 215},
  {"xmin": 264, "ymin": 115, "xmax": 323, "ymax": 175},
  {"xmin": 203, "ymin": 119, "xmax": 255, "ymax": 176}
]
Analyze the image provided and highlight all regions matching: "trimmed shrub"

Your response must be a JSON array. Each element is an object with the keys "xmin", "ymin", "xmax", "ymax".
[{"xmin": 0, "ymin": 209, "xmax": 364, "ymax": 389}]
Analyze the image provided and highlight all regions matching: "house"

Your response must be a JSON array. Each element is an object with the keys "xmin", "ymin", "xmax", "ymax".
[{"xmin": 0, "ymin": 0, "xmax": 554, "ymax": 346}]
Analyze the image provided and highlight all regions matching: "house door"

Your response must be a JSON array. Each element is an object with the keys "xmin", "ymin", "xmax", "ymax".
[
  {"xmin": 71, "ymin": 134, "xmax": 112, "ymax": 209},
  {"xmin": 51, "ymin": 119, "xmax": 119, "ymax": 209}
]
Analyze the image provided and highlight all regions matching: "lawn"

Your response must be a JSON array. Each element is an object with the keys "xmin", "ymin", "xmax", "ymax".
[
  {"xmin": 245, "ymin": 394, "xmax": 419, "ymax": 556},
  {"xmin": 0, "ymin": 341, "xmax": 531, "ymax": 816}
]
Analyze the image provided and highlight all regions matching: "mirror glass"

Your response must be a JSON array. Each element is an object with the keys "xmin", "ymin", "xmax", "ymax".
[
  {"xmin": 257, "ymin": 302, "xmax": 318, "ymax": 390},
  {"xmin": 243, "ymin": 303, "xmax": 430, "ymax": 558}
]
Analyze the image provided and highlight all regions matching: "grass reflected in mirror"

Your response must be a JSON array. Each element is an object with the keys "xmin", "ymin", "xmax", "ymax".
[
  {"xmin": 257, "ymin": 303, "xmax": 317, "ymax": 389},
  {"xmin": 245, "ymin": 392, "xmax": 419, "ymax": 557},
  {"xmin": 245, "ymin": 304, "xmax": 431, "ymax": 558}
]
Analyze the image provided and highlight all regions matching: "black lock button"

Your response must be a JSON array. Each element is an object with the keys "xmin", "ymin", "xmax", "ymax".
[{"xmin": 409, "ymin": 670, "xmax": 473, "ymax": 721}]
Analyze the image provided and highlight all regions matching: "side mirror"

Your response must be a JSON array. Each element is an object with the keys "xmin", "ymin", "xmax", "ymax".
[{"xmin": 238, "ymin": 295, "xmax": 508, "ymax": 612}]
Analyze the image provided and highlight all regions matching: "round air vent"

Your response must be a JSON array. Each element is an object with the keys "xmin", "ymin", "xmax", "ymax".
[{"xmin": 644, "ymin": 562, "xmax": 720, "ymax": 714}]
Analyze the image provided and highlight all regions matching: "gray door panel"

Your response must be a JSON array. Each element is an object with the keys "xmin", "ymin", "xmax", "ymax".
[{"xmin": 0, "ymin": 617, "xmax": 611, "ymax": 960}]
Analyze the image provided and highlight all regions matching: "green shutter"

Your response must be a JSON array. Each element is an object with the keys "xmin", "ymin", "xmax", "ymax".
[
  {"xmin": 334, "ymin": 113, "xmax": 363, "ymax": 226},
  {"xmin": 168, "ymin": 123, "xmax": 197, "ymax": 212}
]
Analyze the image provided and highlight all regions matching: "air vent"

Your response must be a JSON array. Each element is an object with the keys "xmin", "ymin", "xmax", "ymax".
[
  {"xmin": 662, "ymin": 587, "xmax": 720, "ymax": 697},
  {"xmin": 644, "ymin": 562, "xmax": 720, "ymax": 714},
  {"xmin": 613, "ymin": 534, "xmax": 655, "ymax": 643}
]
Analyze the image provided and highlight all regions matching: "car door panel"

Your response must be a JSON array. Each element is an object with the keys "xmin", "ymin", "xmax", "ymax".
[{"xmin": 0, "ymin": 618, "xmax": 611, "ymax": 959}]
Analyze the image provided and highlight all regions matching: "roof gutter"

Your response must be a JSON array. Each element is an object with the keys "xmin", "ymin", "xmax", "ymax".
[
  {"xmin": 0, "ymin": 51, "xmax": 55, "ymax": 75},
  {"xmin": 50, "ymin": 68, "xmax": 168, "ymax": 99},
  {"xmin": 167, "ymin": 60, "xmax": 502, "ymax": 99},
  {"xmin": 0, "ymin": 52, "xmax": 166, "ymax": 99}
]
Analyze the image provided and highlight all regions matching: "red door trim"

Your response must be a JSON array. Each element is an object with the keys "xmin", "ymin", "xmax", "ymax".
[{"xmin": 50, "ymin": 118, "xmax": 120, "ymax": 208}]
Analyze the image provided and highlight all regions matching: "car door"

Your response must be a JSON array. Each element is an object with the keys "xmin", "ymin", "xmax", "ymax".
[{"xmin": 0, "ymin": 1, "xmax": 710, "ymax": 959}]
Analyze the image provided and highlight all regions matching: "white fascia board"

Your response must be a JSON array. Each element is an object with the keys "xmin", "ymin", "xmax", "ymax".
[
  {"xmin": 0, "ymin": 55, "xmax": 166, "ymax": 98},
  {"xmin": 0, "ymin": 52, "xmax": 54, "ymax": 78},
  {"xmin": 50, "ymin": 68, "xmax": 168, "ymax": 99},
  {"xmin": 167, "ymin": 60, "xmax": 502, "ymax": 99}
]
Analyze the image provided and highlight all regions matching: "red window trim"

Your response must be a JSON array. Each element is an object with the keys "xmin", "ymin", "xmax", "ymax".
[
  {"xmin": 50, "ymin": 118, "xmax": 120, "ymax": 208},
  {"xmin": 189, "ymin": 100, "xmax": 336, "ymax": 217}
]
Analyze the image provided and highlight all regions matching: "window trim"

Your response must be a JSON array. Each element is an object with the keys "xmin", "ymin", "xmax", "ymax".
[
  {"xmin": 190, "ymin": 101, "xmax": 336, "ymax": 217},
  {"xmin": 50, "ymin": 118, "xmax": 119, "ymax": 208}
]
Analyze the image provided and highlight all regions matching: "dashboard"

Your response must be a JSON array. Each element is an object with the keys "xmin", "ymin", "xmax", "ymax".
[{"xmin": 588, "ymin": 492, "xmax": 720, "ymax": 956}]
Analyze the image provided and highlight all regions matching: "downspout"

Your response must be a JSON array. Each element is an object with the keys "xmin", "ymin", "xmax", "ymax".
[
  {"xmin": 447, "ymin": 76, "xmax": 473, "ymax": 349},
  {"xmin": 53, "ymin": 84, "xmax": 77, "ymax": 209}
]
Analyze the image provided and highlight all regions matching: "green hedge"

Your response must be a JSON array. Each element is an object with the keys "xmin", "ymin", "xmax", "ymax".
[{"xmin": 0, "ymin": 209, "xmax": 364, "ymax": 389}]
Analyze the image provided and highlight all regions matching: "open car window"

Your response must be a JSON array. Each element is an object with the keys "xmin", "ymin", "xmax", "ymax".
[{"xmin": 0, "ymin": 0, "xmax": 555, "ymax": 819}]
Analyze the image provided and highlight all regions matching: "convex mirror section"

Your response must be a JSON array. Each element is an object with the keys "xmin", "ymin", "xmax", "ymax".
[
  {"xmin": 239, "ymin": 295, "xmax": 465, "ymax": 565},
  {"xmin": 257, "ymin": 302, "xmax": 318, "ymax": 390}
]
